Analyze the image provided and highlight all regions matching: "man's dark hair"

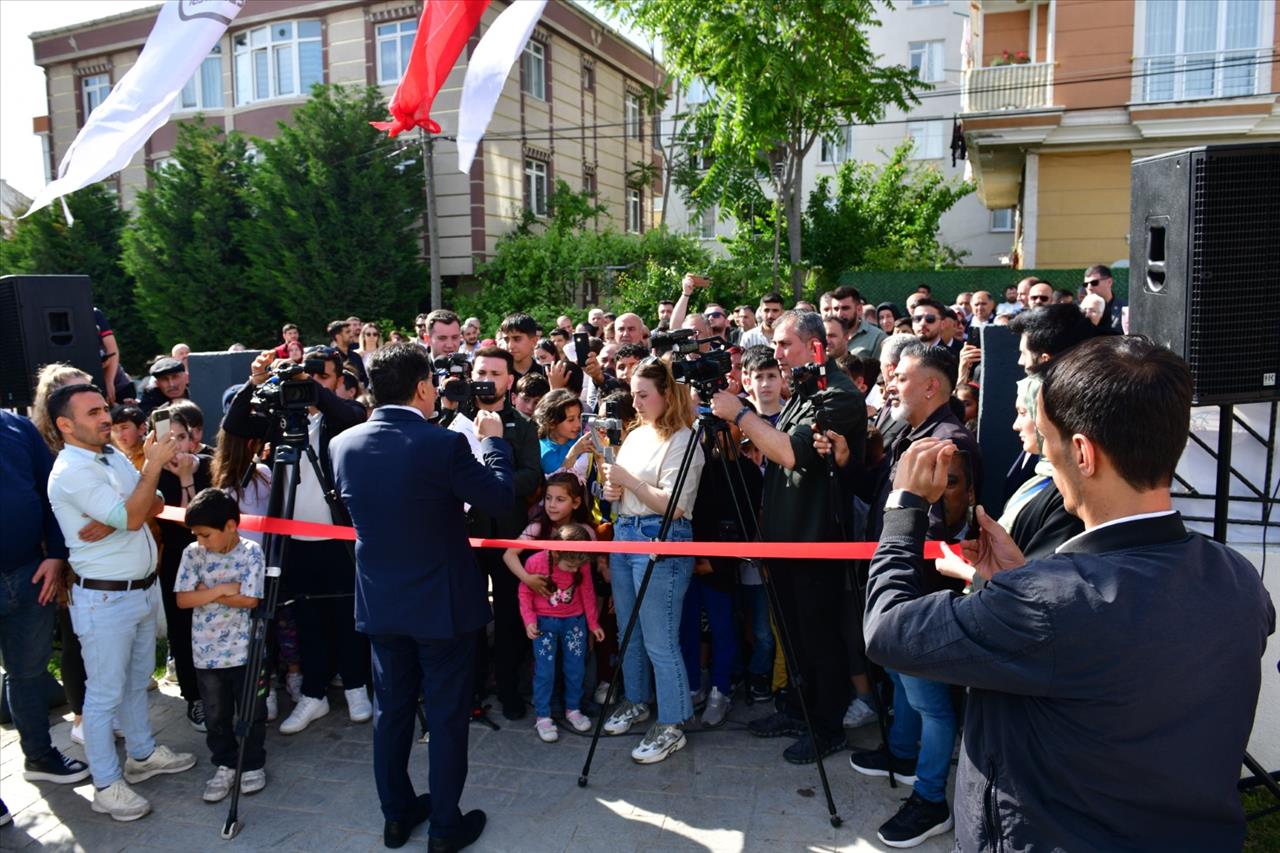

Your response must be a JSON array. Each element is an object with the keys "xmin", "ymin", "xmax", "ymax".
[
  {"xmin": 616, "ymin": 343, "xmax": 649, "ymax": 362},
  {"xmin": 915, "ymin": 284, "xmax": 932, "ymax": 295},
  {"xmin": 912, "ymin": 297, "xmax": 946, "ymax": 316},
  {"xmin": 281, "ymin": 323, "xmax": 298, "ymax": 334},
  {"xmin": 426, "ymin": 309, "xmax": 460, "ymax": 334},
  {"xmin": 741, "ymin": 344, "xmax": 779, "ymax": 375},
  {"xmin": 326, "ymin": 320, "xmax": 347, "ymax": 341},
  {"xmin": 305, "ymin": 345, "xmax": 344, "ymax": 371},
  {"xmin": 832, "ymin": 284, "xmax": 862, "ymax": 304},
  {"xmin": 185, "ymin": 487, "xmax": 240, "ymax": 530},
  {"xmin": 1041, "ymin": 335, "xmax": 1191, "ymax": 490},
  {"xmin": 899, "ymin": 340, "xmax": 958, "ymax": 393},
  {"xmin": 164, "ymin": 399, "xmax": 204, "ymax": 432},
  {"xmin": 47, "ymin": 383, "xmax": 103, "ymax": 426},
  {"xmin": 111, "ymin": 404, "xmax": 146, "ymax": 427},
  {"xmin": 836, "ymin": 353, "xmax": 864, "ymax": 384},
  {"xmin": 824, "ymin": 315, "xmax": 850, "ymax": 332},
  {"xmin": 777, "ymin": 309, "xmax": 824, "ymax": 342},
  {"xmin": 658, "ymin": 299, "xmax": 675, "ymax": 308},
  {"xmin": 859, "ymin": 355, "xmax": 881, "ymax": 387},
  {"xmin": 548, "ymin": 327, "xmax": 570, "ymax": 342},
  {"xmin": 500, "ymin": 313, "xmax": 538, "ymax": 336},
  {"xmin": 341, "ymin": 370, "xmax": 360, "ymax": 393},
  {"xmin": 366, "ymin": 342, "xmax": 432, "ymax": 406},
  {"xmin": 1008, "ymin": 304, "xmax": 1098, "ymax": 369},
  {"xmin": 760, "ymin": 292, "xmax": 785, "ymax": 307},
  {"xmin": 941, "ymin": 307, "xmax": 959, "ymax": 322},
  {"xmin": 1085, "ymin": 264, "xmax": 1112, "ymax": 280},
  {"xmin": 515, "ymin": 372, "xmax": 550, "ymax": 397},
  {"xmin": 1055, "ymin": 288, "xmax": 1076, "ymax": 303},
  {"xmin": 473, "ymin": 345, "xmax": 514, "ymax": 374},
  {"xmin": 589, "ymin": 337, "xmax": 604, "ymax": 355}
]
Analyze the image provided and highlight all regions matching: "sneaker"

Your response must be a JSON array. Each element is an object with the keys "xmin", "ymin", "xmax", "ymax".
[
  {"xmin": 631, "ymin": 724, "xmax": 686, "ymax": 764},
  {"xmin": 265, "ymin": 689, "xmax": 279, "ymax": 722},
  {"xmin": 279, "ymin": 696, "xmax": 329, "ymax": 735},
  {"xmin": 240, "ymin": 769, "xmax": 266, "ymax": 795},
  {"xmin": 603, "ymin": 701, "xmax": 650, "ymax": 735},
  {"xmin": 69, "ymin": 721, "xmax": 84, "ymax": 745},
  {"xmin": 187, "ymin": 700, "xmax": 207, "ymax": 733},
  {"xmin": 22, "ymin": 748, "xmax": 90, "ymax": 784},
  {"xmin": 123, "ymin": 745, "xmax": 197, "ymax": 784},
  {"xmin": 849, "ymin": 746, "xmax": 918, "ymax": 785},
  {"xmin": 345, "ymin": 687, "xmax": 373, "ymax": 723},
  {"xmin": 690, "ymin": 687, "xmax": 707, "ymax": 711},
  {"xmin": 535, "ymin": 717, "xmax": 559, "ymax": 743},
  {"xmin": 91, "ymin": 780, "xmax": 151, "ymax": 822},
  {"xmin": 842, "ymin": 697, "xmax": 877, "ymax": 729},
  {"xmin": 747, "ymin": 710, "xmax": 803, "ymax": 739},
  {"xmin": 701, "ymin": 687, "xmax": 730, "ymax": 729},
  {"xmin": 877, "ymin": 791, "xmax": 954, "ymax": 848},
  {"xmin": 565, "ymin": 709, "xmax": 592, "ymax": 733},
  {"xmin": 748, "ymin": 673, "xmax": 772, "ymax": 703},
  {"xmin": 783, "ymin": 731, "xmax": 847, "ymax": 765},
  {"xmin": 592, "ymin": 681, "xmax": 612, "ymax": 705},
  {"xmin": 285, "ymin": 672, "xmax": 303, "ymax": 703},
  {"xmin": 202, "ymin": 766, "xmax": 236, "ymax": 803}
]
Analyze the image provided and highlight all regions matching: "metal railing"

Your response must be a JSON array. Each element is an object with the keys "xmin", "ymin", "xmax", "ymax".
[
  {"xmin": 1137, "ymin": 48, "xmax": 1265, "ymax": 103},
  {"xmin": 961, "ymin": 61, "xmax": 1054, "ymax": 113}
]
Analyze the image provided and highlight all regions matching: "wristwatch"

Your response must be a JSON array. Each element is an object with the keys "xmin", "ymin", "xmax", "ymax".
[
  {"xmin": 885, "ymin": 489, "xmax": 929, "ymax": 512},
  {"xmin": 733, "ymin": 407, "xmax": 752, "ymax": 427}
]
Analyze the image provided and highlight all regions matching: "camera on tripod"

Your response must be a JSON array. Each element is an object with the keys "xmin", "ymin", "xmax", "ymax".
[
  {"xmin": 432, "ymin": 353, "xmax": 495, "ymax": 403},
  {"xmin": 650, "ymin": 328, "xmax": 700, "ymax": 356},
  {"xmin": 672, "ymin": 348, "xmax": 733, "ymax": 398},
  {"xmin": 251, "ymin": 359, "xmax": 322, "ymax": 413}
]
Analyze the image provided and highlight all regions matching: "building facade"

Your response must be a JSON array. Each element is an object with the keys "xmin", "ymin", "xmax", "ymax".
[
  {"xmin": 30, "ymin": 0, "xmax": 663, "ymax": 279},
  {"xmin": 961, "ymin": 0, "xmax": 1279, "ymax": 269}
]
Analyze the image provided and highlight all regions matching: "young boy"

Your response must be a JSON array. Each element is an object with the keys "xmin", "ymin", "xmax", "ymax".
[
  {"xmin": 174, "ymin": 488, "xmax": 268, "ymax": 803},
  {"xmin": 109, "ymin": 404, "xmax": 148, "ymax": 469},
  {"xmin": 742, "ymin": 346, "xmax": 784, "ymax": 426}
]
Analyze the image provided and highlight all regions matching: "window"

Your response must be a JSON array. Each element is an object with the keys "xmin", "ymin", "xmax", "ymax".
[
  {"xmin": 180, "ymin": 46, "xmax": 224, "ymax": 110},
  {"xmin": 625, "ymin": 93, "xmax": 643, "ymax": 141},
  {"xmin": 82, "ymin": 73, "xmax": 111, "ymax": 119},
  {"xmin": 581, "ymin": 64, "xmax": 594, "ymax": 92},
  {"xmin": 233, "ymin": 20, "xmax": 322, "ymax": 105},
  {"xmin": 907, "ymin": 120, "xmax": 944, "ymax": 159},
  {"xmin": 909, "ymin": 40, "xmax": 946, "ymax": 83},
  {"xmin": 583, "ymin": 167, "xmax": 597, "ymax": 196},
  {"xmin": 990, "ymin": 208, "xmax": 1015, "ymax": 232},
  {"xmin": 696, "ymin": 206, "xmax": 716, "ymax": 240},
  {"xmin": 1140, "ymin": 0, "xmax": 1266, "ymax": 102},
  {"xmin": 626, "ymin": 187, "xmax": 642, "ymax": 233},
  {"xmin": 820, "ymin": 126, "xmax": 854, "ymax": 164},
  {"xmin": 376, "ymin": 19, "xmax": 417, "ymax": 84},
  {"xmin": 521, "ymin": 41, "xmax": 545, "ymax": 100},
  {"xmin": 525, "ymin": 159, "xmax": 547, "ymax": 216}
]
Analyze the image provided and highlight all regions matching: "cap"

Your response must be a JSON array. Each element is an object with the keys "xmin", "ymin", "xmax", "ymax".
[{"xmin": 149, "ymin": 357, "xmax": 185, "ymax": 377}]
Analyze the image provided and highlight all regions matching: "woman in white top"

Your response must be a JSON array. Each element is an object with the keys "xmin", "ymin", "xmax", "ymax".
[{"xmin": 599, "ymin": 359, "xmax": 705, "ymax": 764}]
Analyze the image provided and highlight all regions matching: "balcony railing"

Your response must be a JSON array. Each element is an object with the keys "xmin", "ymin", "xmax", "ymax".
[
  {"xmin": 962, "ymin": 61, "xmax": 1053, "ymax": 113},
  {"xmin": 1136, "ymin": 49, "xmax": 1266, "ymax": 104}
]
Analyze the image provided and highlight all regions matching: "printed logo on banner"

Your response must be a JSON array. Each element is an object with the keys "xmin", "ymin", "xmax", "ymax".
[{"xmin": 177, "ymin": 0, "xmax": 245, "ymax": 26}]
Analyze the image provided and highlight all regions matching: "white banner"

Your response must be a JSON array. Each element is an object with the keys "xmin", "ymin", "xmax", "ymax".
[
  {"xmin": 455, "ymin": 0, "xmax": 547, "ymax": 174},
  {"xmin": 25, "ymin": 0, "xmax": 244, "ymax": 219}
]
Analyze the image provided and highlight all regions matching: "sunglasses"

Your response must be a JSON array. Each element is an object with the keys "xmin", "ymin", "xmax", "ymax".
[
  {"xmin": 1084, "ymin": 279, "xmax": 1103, "ymax": 287},
  {"xmin": 704, "ymin": 311, "xmax": 725, "ymax": 319},
  {"xmin": 912, "ymin": 314, "xmax": 938, "ymax": 324},
  {"xmin": 1029, "ymin": 295, "xmax": 1051, "ymax": 304}
]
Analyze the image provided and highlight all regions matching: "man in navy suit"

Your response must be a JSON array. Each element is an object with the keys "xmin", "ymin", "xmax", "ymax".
[{"xmin": 331, "ymin": 343, "xmax": 514, "ymax": 852}]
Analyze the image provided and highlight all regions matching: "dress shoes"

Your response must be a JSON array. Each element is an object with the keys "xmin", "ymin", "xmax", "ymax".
[
  {"xmin": 384, "ymin": 793, "xmax": 432, "ymax": 849},
  {"xmin": 427, "ymin": 809, "xmax": 487, "ymax": 852}
]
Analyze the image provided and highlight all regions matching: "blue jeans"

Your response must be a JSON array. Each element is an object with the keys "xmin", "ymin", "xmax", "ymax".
[
  {"xmin": 888, "ymin": 669, "xmax": 956, "ymax": 804},
  {"xmin": 531, "ymin": 614, "xmax": 587, "ymax": 718},
  {"xmin": 0, "ymin": 562, "xmax": 56, "ymax": 761},
  {"xmin": 69, "ymin": 584, "xmax": 159, "ymax": 788},
  {"xmin": 738, "ymin": 582, "xmax": 774, "ymax": 676},
  {"xmin": 680, "ymin": 579, "xmax": 736, "ymax": 693},
  {"xmin": 610, "ymin": 515, "xmax": 694, "ymax": 725}
]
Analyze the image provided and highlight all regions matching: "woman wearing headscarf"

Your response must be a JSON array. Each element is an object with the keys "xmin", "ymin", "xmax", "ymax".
[{"xmin": 875, "ymin": 302, "xmax": 904, "ymax": 334}]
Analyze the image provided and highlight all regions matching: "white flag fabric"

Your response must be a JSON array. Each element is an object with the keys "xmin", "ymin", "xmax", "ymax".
[
  {"xmin": 24, "ymin": 0, "xmax": 244, "ymax": 219},
  {"xmin": 455, "ymin": 0, "xmax": 547, "ymax": 174}
]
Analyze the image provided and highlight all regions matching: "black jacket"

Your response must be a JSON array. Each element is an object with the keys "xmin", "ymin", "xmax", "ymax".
[
  {"xmin": 456, "ymin": 402, "xmax": 542, "ymax": 540},
  {"xmin": 865, "ymin": 509, "xmax": 1275, "ymax": 852},
  {"xmin": 1008, "ymin": 479, "xmax": 1083, "ymax": 560}
]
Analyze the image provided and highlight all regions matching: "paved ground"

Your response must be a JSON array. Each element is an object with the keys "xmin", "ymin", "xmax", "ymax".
[{"xmin": 1, "ymin": 683, "xmax": 954, "ymax": 852}]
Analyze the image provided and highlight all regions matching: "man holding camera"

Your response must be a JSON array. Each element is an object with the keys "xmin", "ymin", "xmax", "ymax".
[
  {"xmin": 223, "ymin": 345, "xmax": 368, "ymax": 734},
  {"xmin": 331, "ymin": 343, "xmax": 514, "ymax": 851},
  {"xmin": 710, "ymin": 310, "xmax": 867, "ymax": 764}
]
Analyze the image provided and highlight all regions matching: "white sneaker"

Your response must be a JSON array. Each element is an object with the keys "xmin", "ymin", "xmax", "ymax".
[
  {"xmin": 202, "ymin": 766, "xmax": 236, "ymax": 803},
  {"xmin": 92, "ymin": 780, "xmax": 151, "ymax": 822},
  {"xmin": 842, "ymin": 697, "xmax": 877, "ymax": 729},
  {"xmin": 279, "ymin": 696, "xmax": 329, "ymax": 735},
  {"xmin": 345, "ymin": 687, "xmax": 373, "ymax": 723},
  {"xmin": 535, "ymin": 717, "xmax": 559, "ymax": 743},
  {"xmin": 70, "ymin": 721, "xmax": 84, "ymax": 745},
  {"xmin": 123, "ymin": 745, "xmax": 197, "ymax": 784},
  {"xmin": 592, "ymin": 681, "xmax": 612, "ymax": 705},
  {"xmin": 631, "ymin": 724, "xmax": 687, "ymax": 764},
  {"xmin": 285, "ymin": 672, "xmax": 303, "ymax": 703},
  {"xmin": 603, "ymin": 701, "xmax": 650, "ymax": 735},
  {"xmin": 239, "ymin": 768, "xmax": 266, "ymax": 795},
  {"xmin": 565, "ymin": 709, "xmax": 593, "ymax": 733},
  {"xmin": 266, "ymin": 688, "xmax": 279, "ymax": 722}
]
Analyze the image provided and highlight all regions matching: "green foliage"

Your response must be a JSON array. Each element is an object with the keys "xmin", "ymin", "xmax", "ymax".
[
  {"xmin": 122, "ymin": 118, "xmax": 262, "ymax": 353},
  {"xmin": 0, "ymin": 183, "xmax": 156, "ymax": 371},
  {"xmin": 804, "ymin": 141, "xmax": 973, "ymax": 275},
  {"xmin": 239, "ymin": 84, "xmax": 426, "ymax": 341}
]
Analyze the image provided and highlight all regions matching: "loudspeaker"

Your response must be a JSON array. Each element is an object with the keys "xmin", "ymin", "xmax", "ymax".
[
  {"xmin": 0, "ymin": 275, "xmax": 105, "ymax": 408},
  {"xmin": 1129, "ymin": 142, "xmax": 1280, "ymax": 405},
  {"xmin": 975, "ymin": 325, "xmax": 1024, "ymax": 514},
  {"xmin": 187, "ymin": 350, "xmax": 259, "ymax": 441}
]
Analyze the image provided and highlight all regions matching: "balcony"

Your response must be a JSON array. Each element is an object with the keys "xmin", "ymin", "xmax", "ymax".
[
  {"xmin": 1136, "ymin": 49, "xmax": 1268, "ymax": 104},
  {"xmin": 962, "ymin": 61, "xmax": 1054, "ymax": 113}
]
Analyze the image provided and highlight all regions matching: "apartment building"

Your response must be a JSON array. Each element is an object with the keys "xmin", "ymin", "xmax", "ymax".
[
  {"xmin": 30, "ymin": 0, "xmax": 663, "ymax": 278},
  {"xmin": 961, "ymin": 0, "xmax": 1279, "ymax": 269},
  {"xmin": 662, "ymin": 0, "xmax": 1016, "ymax": 268}
]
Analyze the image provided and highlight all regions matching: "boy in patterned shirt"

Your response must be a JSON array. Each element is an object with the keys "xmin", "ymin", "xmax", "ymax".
[{"xmin": 174, "ymin": 489, "xmax": 267, "ymax": 803}]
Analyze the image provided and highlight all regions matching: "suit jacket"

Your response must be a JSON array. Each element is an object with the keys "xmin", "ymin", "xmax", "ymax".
[
  {"xmin": 457, "ymin": 402, "xmax": 542, "ymax": 540},
  {"xmin": 330, "ymin": 407, "xmax": 514, "ymax": 639}
]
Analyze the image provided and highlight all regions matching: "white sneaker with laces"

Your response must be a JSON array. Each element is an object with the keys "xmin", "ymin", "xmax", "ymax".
[
  {"xmin": 123, "ymin": 745, "xmax": 197, "ymax": 784},
  {"xmin": 240, "ymin": 768, "xmax": 267, "ymax": 795},
  {"xmin": 603, "ymin": 701, "xmax": 650, "ymax": 735},
  {"xmin": 279, "ymin": 695, "xmax": 329, "ymax": 735},
  {"xmin": 92, "ymin": 780, "xmax": 151, "ymax": 822},
  {"xmin": 266, "ymin": 688, "xmax": 279, "ymax": 722},
  {"xmin": 535, "ymin": 717, "xmax": 559, "ymax": 743},
  {"xmin": 631, "ymin": 724, "xmax": 687, "ymax": 764},
  {"xmin": 202, "ymin": 766, "xmax": 236, "ymax": 803},
  {"xmin": 285, "ymin": 672, "xmax": 303, "ymax": 703},
  {"xmin": 843, "ymin": 697, "xmax": 877, "ymax": 729},
  {"xmin": 565, "ymin": 709, "xmax": 592, "ymax": 733},
  {"xmin": 345, "ymin": 687, "xmax": 373, "ymax": 723}
]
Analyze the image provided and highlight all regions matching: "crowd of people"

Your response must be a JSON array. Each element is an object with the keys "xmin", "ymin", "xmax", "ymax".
[{"xmin": 2, "ymin": 261, "xmax": 1273, "ymax": 852}]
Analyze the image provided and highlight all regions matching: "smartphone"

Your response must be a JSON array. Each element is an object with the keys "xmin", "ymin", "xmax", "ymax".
[
  {"xmin": 573, "ymin": 332, "xmax": 590, "ymax": 367},
  {"xmin": 151, "ymin": 409, "xmax": 171, "ymax": 440},
  {"xmin": 688, "ymin": 275, "xmax": 710, "ymax": 289}
]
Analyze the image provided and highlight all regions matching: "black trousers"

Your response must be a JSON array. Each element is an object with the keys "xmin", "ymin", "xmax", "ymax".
[
  {"xmin": 287, "ymin": 539, "xmax": 370, "ymax": 699},
  {"xmin": 56, "ymin": 608, "xmax": 86, "ymax": 715},
  {"xmin": 159, "ymin": 557, "xmax": 199, "ymax": 704},
  {"xmin": 197, "ymin": 664, "xmax": 267, "ymax": 771},
  {"xmin": 473, "ymin": 550, "xmax": 526, "ymax": 703},
  {"xmin": 769, "ymin": 560, "xmax": 849, "ymax": 737}
]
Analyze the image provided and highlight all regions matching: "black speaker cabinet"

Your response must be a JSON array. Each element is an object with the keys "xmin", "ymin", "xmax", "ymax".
[
  {"xmin": 187, "ymin": 350, "xmax": 258, "ymax": 441},
  {"xmin": 975, "ymin": 325, "xmax": 1024, "ymax": 513},
  {"xmin": 0, "ymin": 275, "xmax": 104, "ymax": 408},
  {"xmin": 1129, "ymin": 142, "xmax": 1280, "ymax": 405}
]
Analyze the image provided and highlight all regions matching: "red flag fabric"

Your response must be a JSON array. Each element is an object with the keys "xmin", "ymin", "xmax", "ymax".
[{"xmin": 371, "ymin": 0, "xmax": 491, "ymax": 137}]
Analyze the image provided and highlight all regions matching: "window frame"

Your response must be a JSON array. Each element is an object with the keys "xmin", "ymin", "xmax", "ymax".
[
  {"xmin": 521, "ymin": 41, "xmax": 546, "ymax": 101},
  {"xmin": 908, "ymin": 39, "xmax": 946, "ymax": 84},
  {"xmin": 1136, "ymin": 0, "xmax": 1268, "ymax": 102},
  {"xmin": 819, "ymin": 126, "xmax": 854, "ymax": 164},
  {"xmin": 232, "ymin": 20, "xmax": 323, "ymax": 106},
  {"xmin": 907, "ymin": 119, "xmax": 945, "ymax": 160},
  {"xmin": 376, "ymin": 19, "xmax": 417, "ymax": 85},
  {"xmin": 626, "ymin": 186, "xmax": 643, "ymax": 233},
  {"xmin": 179, "ymin": 45, "xmax": 225, "ymax": 111},
  {"xmin": 625, "ymin": 92, "xmax": 644, "ymax": 142},
  {"xmin": 81, "ymin": 73, "xmax": 112, "ymax": 120},
  {"xmin": 525, "ymin": 158, "xmax": 548, "ymax": 217},
  {"xmin": 990, "ymin": 208, "xmax": 1015, "ymax": 233}
]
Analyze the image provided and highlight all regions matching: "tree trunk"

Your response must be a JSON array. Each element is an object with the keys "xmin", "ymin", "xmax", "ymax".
[{"xmin": 786, "ymin": 147, "xmax": 805, "ymax": 302}]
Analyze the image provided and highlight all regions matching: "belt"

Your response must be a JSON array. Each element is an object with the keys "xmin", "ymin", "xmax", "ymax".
[{"xmin": 72, "ymin": 573, "xmax": 157, "ymax": 592}]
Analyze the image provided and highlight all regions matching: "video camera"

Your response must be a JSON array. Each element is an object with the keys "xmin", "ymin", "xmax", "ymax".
[
  {"xmin": 432, "ymin": 353, "xmax": 496, "ymax": 404},
  {"xmin": 251, "ymin": 359, "xmax": 323, "ymax": 413},
  {"xmin": 650, "ymin": 328, "xmax": 700, "ymax": 357}
]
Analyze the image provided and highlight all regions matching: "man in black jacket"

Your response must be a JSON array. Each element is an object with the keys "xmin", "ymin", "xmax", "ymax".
[{"xmin": 865, "ymin": 335, "xmax": 1274, "ymax": 851}]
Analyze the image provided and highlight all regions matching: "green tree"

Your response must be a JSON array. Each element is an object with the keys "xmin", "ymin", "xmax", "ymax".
[
  {"xmin": 0, "ymin": 183, "xmax": 156, "ymax": 370},
  {"xmin": 123, "ymin": 118, "xmax": 262, "ymax": 352},
  {"xmin": 611, "ymin": 0, "xmax": 923, "ymax": 299},
  {"xmin": 240, "ymin": 84, "xmax": 426, "ymax": 340}
]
